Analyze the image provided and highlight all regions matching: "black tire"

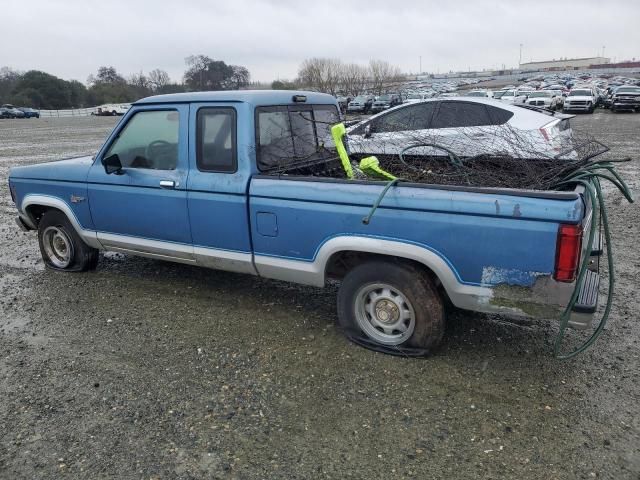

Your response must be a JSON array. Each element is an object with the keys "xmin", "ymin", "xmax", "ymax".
[
  {"xmin": 337, "ymin": 260, "xmax": 445, "ymax": 354},
  {"xmin": 611, "ymin": 105, "xmax": 616, "ymax": 112},
  {"xmin": 588, "ymin": 104, "xmax": 594, "ymax": 114},
  {"xmin": 37, "ymin": 210, "xmax": 98, "ymax": 272}
]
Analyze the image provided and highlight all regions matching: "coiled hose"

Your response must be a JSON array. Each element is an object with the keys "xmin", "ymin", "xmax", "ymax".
[{"xmin": 551, "ymin": 159, "xmax": 633, "ymax": 359}]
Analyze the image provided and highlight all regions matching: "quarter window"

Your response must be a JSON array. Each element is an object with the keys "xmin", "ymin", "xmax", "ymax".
[
  {"xmin": 105, "ymin": 110, "xmax": 179, "ymax": 170},
  {"xmin": 196, "ymin": 108, "xmax": 236, "ymax": 172}
]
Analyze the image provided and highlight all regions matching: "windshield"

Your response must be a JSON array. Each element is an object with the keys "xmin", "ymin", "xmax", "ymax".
[
  {"xmin": 569, "ymin": 90, "xmax": 591, "ymax": 96},
  {"xmin": 377, "ymin": 95, "xmax": 391, "ymax": 101},
  {"xmin": 353, "ymin": 96, "xmax": 368, "ymax": 102},
  {"xmin": 529, "ymin": 91, "xmax": 552, "ymax": 98},
  {"xmin": 466, "ymin": 91, "xmax": 486, "ymax": 97},
  {"xmin": 407, "ymin": 94, "xmax": 422, "ymax": 99},
  {"xmin": 493, "ymin": 91, "xmax": 505, "ymax": 99}
]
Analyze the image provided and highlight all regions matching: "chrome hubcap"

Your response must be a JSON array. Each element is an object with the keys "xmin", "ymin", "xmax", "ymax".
[
  {"xmin": 354, "ymin": 283, "xmax": 415, "ymax": 345},
  {"xmin": 42, "ymin": 226, "xmax": 73, "ymax": 268}
]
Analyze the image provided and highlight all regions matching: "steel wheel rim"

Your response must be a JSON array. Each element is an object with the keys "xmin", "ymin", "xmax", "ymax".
[
  {"xmin": 42, "ymin": 226, "xmax": 73, "ymax": 268},
  {"xmin": 354, "ymin": 283, "xmax": 416, "ymax": 345}
]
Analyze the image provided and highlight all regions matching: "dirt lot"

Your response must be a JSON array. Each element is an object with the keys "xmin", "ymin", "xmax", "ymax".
[{"xmin": 0, "ymin": 112, "xmax": 639, "ymax": 479}]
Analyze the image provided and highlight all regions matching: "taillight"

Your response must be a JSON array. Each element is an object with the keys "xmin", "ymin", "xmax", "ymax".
[
  {"xmin": 539, "ymin": 127, "xmax": 550, "ymax": 142},
  {"xmin": 554, "ymin": 224, "xmax": 582, "ymax": 282}
]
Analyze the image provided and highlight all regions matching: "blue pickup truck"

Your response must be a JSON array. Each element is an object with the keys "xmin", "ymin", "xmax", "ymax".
[{"xmin": 8, "ymin": 91, "xmax": 604, "ymax": 355}]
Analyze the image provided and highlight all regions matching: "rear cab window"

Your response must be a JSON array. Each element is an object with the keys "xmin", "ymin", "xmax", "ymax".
[{"xmin": 256, "ymin": 104, "xmax": 339, "ymax": 171}]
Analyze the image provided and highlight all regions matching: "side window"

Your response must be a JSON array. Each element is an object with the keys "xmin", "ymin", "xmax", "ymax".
[
  {"xmin": 373, "ymin": 103, "xmax": 435, "ymax": 133},
  {"xmin": 431, "ymin": 102, "xmax": 491, "ymax": 129},
  {"xmin": 196, "ymin": 108, "xmax": 236, "ymax": 172},
  {"xmin": 105, "ymin": 110, "xmax": 179, "ymax": 170},
  {"xmin": 485, "ymin": 105, "xmax": 514, "ymax": 125}
]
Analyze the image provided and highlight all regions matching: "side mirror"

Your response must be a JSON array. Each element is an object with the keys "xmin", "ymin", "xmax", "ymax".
[
  {"xmin": 364, "ymin": 124, "xmax": 373, "ymax": 138},
  {"xmin": 102, "ymin": 154, "xmax": 123, "ymax": 175}
]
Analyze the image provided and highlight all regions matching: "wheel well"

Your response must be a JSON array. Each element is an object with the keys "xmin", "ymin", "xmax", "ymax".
[
  {"xmin": 25, "ymin": 205, "xmax": 61, "ymax": 226},
  {"xmin": 326, "ymin": 250, "xmax": 440, "ymax": 285}
]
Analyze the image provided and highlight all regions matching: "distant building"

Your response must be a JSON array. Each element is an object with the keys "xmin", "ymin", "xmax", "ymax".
[{"xmin": 520, "ymin": 57, "xmax": 610, "ymax": 71}]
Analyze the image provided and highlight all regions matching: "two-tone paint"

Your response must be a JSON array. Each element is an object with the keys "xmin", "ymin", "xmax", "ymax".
[{"xmin": 9, "ymin": 90, "xmax": 589, "ymax": 321}]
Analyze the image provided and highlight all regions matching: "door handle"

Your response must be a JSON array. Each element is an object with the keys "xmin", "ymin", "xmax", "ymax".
[{"xmin": 159, "ymin": 180, "xmax": 176, "ymax": 188}]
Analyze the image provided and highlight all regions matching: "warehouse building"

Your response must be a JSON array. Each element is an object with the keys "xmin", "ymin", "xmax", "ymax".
[{"xmin": 520, "ymin": 57, "xmax": 610, "ymax": 71}]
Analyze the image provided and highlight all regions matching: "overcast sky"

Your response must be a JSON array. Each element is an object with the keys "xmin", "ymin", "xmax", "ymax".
[{"xmin": 2, "ymin": 0, "xmax": 639, "ymax": 84}]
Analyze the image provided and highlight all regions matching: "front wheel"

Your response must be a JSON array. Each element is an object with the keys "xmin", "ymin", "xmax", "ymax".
[
  {"xmin": 337, "ymin": 261, "xmax": 445, "ymax": 355},
  {"xmin": 38, "ymin": 210, "xmax": 98, "ymax": 271}
]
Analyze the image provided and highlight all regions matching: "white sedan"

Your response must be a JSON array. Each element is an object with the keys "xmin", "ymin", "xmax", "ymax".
[{"xmin": 346, "ymin": 97, "xmax": 575, "ymax": 160}]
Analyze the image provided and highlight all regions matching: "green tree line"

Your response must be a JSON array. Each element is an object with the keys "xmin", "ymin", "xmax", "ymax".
[{"xmin": 0, "ymin": 56, "xmax": 251, "ymax": 109}]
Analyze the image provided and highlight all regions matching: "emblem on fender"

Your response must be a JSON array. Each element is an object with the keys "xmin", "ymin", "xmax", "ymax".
[{"xmin": 70, "ymin": 195, "xmax": 86, "ymax": 203}]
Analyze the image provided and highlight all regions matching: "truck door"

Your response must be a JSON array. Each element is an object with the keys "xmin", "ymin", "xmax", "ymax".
[
  {"xmin": 87, "ymin": 104, "xmax": 193, "ymax": 262},
  {"xmin": 186, "ymin": 103, "xmax": 255, "ymax": 274}
]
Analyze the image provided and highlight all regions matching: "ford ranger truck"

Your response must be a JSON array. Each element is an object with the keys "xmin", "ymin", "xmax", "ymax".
[{"xmin": 8, "ymin": 91, "xmax": 601, "ymax": 355}]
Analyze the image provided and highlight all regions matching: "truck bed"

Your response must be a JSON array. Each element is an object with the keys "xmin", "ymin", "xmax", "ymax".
[{"xmin": 249, "ymin": 174, "xmax": 586, "ymax": 319}]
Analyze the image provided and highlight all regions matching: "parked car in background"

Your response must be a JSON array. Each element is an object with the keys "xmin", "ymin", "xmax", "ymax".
[
  {"xmin": 465, "ymin": 90, "xmax": 493, "ymax": 98},
  {"xmin": 525, "ymin": 91, "xmax": 562, "ymax": 110},
  {"xmin": 609, "ymin": 86, "xmax": 640, "ymax": 112},
  {"xmin": 405, "ymin": 93, "xmax": 433, "ymax": 103},
  {"xmin": 336, "ymin": 96, "xmax": 352, "ymax": 113},
  {"xmin": 497, "ymin": 90, "xmax": 527, "ymax": 104},
  {"xmin": 19, "ymin": 107, "xmax": 40, "ymax": 118},
  {"xmin": 1, "ymin": 104, "xmax": 25, "ymax": 118},
  {"xmin": 347, "ymin": 97, "xmax": 574, "ymax": 160},
  {"xmin": 347, "ymin": 95, "xmax": 375, "ymax": 113},
  {"xmin": 371, "ymin": 94, "xmax": 403, "ymax": 113},
  {"xmin": 0, "ymin": 107, "xmax": 13, "ymax": 119},
  {"xmin": 563, "ymin": 88, "xmax": 596, "ymax": 113},
  {"xmin": 93, "ymin": 104, "xmax": 130, "ymax": 116}
]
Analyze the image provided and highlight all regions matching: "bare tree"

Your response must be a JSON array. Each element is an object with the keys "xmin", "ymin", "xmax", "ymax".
[
  {"xmin": 148, "ymin": 69, "xmax": 171, "ymax": 92},
  {"xmin": 339, "ymin": 63, "xmax": 368, "ymax": 97},
  {"xmin": 128, "ymin": 71, "xmax": 149, "ymax": 90},
  {"xmin": 368, "ymin": 60, "xmax": 402, "ymax": 95},
  {"xmin": 298, "ymin": 58, "xmax": 342, "ymax": 95}
]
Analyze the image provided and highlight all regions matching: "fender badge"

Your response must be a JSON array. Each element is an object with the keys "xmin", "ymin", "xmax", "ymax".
[{"xmin": 70, "ymin": 195, "xmax": 86, "ymax": 203}]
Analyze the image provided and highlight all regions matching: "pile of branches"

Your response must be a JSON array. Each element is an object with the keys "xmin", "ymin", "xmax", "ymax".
[{"xmin": 260, "ymin": 111, "xmax": 615, "ymax": 191}]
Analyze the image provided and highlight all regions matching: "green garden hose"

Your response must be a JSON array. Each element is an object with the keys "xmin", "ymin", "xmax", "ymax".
[{"xmin": 551, "ymin": 160, "xmax": 633, "ymax": 359}]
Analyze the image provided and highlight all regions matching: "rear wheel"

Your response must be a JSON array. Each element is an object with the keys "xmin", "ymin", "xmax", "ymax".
[
  {"xmin": 37, "ymin": 210, "xmax": 98, "ymax": 271},
  {"xmin": 337, "ymin": 261, "xmax": 445, "ymax": 355}
]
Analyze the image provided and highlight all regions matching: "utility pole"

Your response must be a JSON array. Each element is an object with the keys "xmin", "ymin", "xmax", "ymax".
[
  {"xmin": 519, "ymin": 43, "xmax": 523, "ymax": 67},
  {"xmin": 419, "ymin": 56, "xmax": 422, "ymax": 74},
  {"xmin": 602, "ymin": 45, "xmax": 606, "ymax": 59}
]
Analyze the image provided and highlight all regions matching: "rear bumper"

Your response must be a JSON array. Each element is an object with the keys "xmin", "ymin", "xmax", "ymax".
[{"xmin": 567, "ymin": 270, "xmax": 600, "ymax": 330}]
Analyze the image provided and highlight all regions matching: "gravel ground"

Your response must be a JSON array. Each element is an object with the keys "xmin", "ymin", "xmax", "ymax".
[{"xmin": 0, "ymin": 112, "xmax": 638, "ymax": 479}]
